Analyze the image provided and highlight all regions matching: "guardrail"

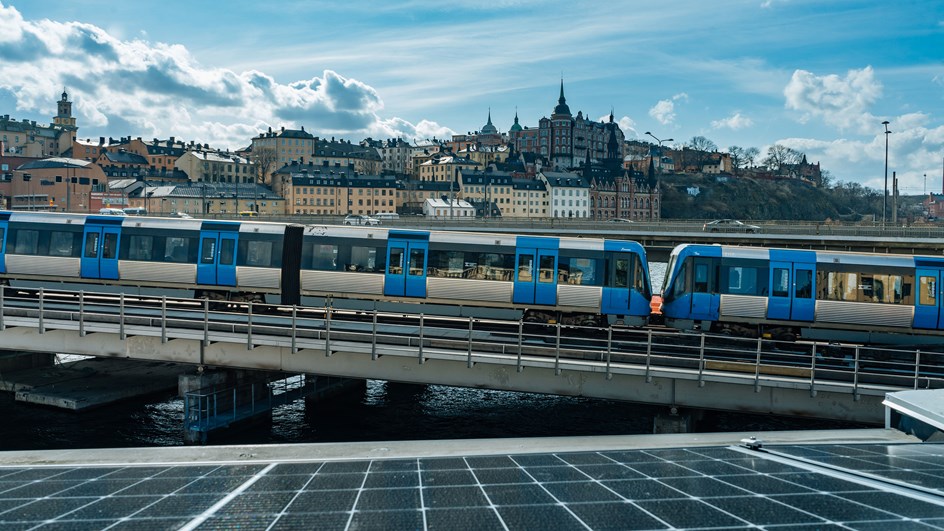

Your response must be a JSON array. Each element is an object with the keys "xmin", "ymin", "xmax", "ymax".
[{"xmin": 2, "ymin": 287, "xmax": 942, "ymax": 404}]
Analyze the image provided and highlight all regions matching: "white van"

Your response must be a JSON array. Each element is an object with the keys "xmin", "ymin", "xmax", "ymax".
[
  {"xmin": 99, "ymin": 208, "xmax": 126, "ymax": 216},
  {"xmin": 373, "ymin": 212, "xmax": 400, "ymax": 221}
]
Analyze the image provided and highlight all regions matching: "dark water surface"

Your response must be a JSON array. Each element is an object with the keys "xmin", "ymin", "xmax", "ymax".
[{"xmin": 0, "ymin": 380, "xmax": 871, "ymax": 452}]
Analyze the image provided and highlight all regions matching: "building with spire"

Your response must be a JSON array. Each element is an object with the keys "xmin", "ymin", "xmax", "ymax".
[
  {"xmin": 1, "ymin": 90, "xmax": 78, "ymax": 158},
  {"xmin": 534, "ymin": 81, "xmax": 626, "ymax": 171}
]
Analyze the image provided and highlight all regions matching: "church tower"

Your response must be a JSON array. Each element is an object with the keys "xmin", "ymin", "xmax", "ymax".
[{"xmin": 53, "ymin": 89, "xmax": 76, "ymax": 129}]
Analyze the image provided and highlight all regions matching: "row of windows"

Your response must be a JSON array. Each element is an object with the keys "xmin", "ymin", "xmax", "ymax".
[{"xmin": 671, "ymin": 258, "xmax": 918, "ymax": 306}]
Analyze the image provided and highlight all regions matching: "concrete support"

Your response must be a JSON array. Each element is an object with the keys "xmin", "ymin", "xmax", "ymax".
[{"xmin": 653, "ymin": 407, "xmax": 692, "ymax": 434}]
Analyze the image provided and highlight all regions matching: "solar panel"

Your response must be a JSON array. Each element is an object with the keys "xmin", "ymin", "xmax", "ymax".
[{"xmin": 0, "ymin": 443, "xmax": 941, "ymax": 529}]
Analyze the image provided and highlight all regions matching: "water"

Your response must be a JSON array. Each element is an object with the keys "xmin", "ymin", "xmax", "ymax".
[{"xmin": 0, "ymin": 262, "xmax": 869, "ymax": 451}]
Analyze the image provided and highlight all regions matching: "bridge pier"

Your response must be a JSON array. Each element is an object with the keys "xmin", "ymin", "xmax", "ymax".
[
  {"xmin": 180, "ymin": 368, "xmax": 275, "ymax": 445},
  {"xmin": 653, "ymin": 407, "xmax": 693, "ymax": 434}
]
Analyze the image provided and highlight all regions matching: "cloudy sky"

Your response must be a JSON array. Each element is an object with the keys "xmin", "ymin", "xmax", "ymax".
[{"xmin": 1, "ymin": 1, "xmax": 942, "ymax": 193}]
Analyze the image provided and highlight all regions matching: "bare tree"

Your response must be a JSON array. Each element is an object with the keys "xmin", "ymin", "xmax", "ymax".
[
  {"xmin": 728, "ymin": 146, "xmax": 744, "ymax": 175},
  {"xmin": 743, "ymin": 147, "xmax": 760, "ymax": 168},
  {"xmin": 251, "ymin": 146, "xmax": 279, "ymax": 187},
  {"xmin": 687, "ymin": 136, "xmax": 718, "ymax": 153},
  {"xmin": 763, "ymin": 144, "xmax": 804, "ymax": 175}
]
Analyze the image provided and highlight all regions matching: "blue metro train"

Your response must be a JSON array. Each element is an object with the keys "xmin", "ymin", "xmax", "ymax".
[
  {"xmin": 0, "ymin": 211, "xmax": 653, "ymax": 326},
  {"xmin": 660, "ymin": 243, "xmax": 944, "ymax": 345}
]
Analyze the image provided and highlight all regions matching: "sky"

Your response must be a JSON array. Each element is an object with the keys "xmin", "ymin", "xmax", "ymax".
[{"xmin": 1, "ymin": 0, "xmax": 942, "ymax": 194}]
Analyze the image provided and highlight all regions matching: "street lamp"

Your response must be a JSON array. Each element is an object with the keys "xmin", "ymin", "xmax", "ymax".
[
  {"xmin": 644, "ymin": 132, "xmax": 674, "ymax": 173},
  {"xmin": 882, "ymin": 120, "xmax": 891, "ymax": 227}
]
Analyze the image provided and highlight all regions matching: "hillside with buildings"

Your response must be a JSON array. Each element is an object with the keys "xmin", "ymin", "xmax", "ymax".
[{"xmin": 0, "ymin": 84, "xmax": 884, "ymax": 222}]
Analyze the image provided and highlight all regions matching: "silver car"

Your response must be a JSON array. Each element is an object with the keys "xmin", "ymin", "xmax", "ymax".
[
  {"xmin": 703, "ymin": 219, "xmax": 761, "ymax": 233},
  {"xmin": 343, "ymin": 214, "xmax": 380, "ymax": 226}
]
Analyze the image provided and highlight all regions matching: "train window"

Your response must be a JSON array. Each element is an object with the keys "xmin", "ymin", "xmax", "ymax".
[
  {"xmin": 428, "ymin": 250, "xmax": 466, "ymax": 278},
  {"xmin": 634, "ymin": 256, "xmax": 648, "ymax": 296},
  {"xmin": 347, "ymin": 245, "xmax": 382, "ymax": 273},
  {"xmin": 538, "ymin": 255, "xmax": 555, "ymax": 283},
  {"xmin": 562, "ymin": 257, "xmax": 599, "ymax": 286},
  {"xmin": 693, "ymin": 262, "xmax": 709, "ymax": 293},
  {"xmin": 795, "ymin": 269, "xmax": 812, "ymax": 299},
  {"xmin": 611, "ymin": 257, "xmax": 629, "ymax": 288},
  {"xmin": 388, "ymin": 248, "xmax": 403, "ymax": 275},
  {"xmin": 102, "ymin": 233, "xmax": 117, "ymax": 260},
  {"xmin": 201, "ymin": 239, "xmax": 216, "ymax": 264},
  {"xmin": 459, "ymin": 252, "xmax": 513, "ymax": 281},
  {"xmin": 409, "ymin": 249, "xmax": 425, "ymax": 276},
  {"xmin": 83, "ymin": 232, "xmax": 98, "ymax": 258},
  {"xmin": 12, "ymin": 229, "xmax": 39, "ymax": 255},
  {"xmin": 310, "ymin": 244, "xmax": 337, "ymax": 271},
  {"xmin": 165, "ymin": 237, "xmax": 190, "ymax": 263},
  {"xmin": 772, "ymin": 268, "xmax": 789, "ymax": 297},
  {"xmin": 49, "ymin": 231, "xmax": 75, "ymax": 257},
  {"xmin": 127, "ymin": 235, "xmax": 154, "ymax": 261},
  {"xmin": 517, "ymin": 254, "xmax": 533, "ymax": 282},
  {"xmin": 671, "ymin": 261, "xmax": 689, "ymax": 299},
  {"xmin": 244, "ymin": 241, "xmax": 273, "ymax": 267},
  {"xmin": 920, "ymin": 276, "xmax": 936, "ymax": 305},
  {"xmin": 220, "ymin": 239, "xmax": 234, "ymax": 266}
]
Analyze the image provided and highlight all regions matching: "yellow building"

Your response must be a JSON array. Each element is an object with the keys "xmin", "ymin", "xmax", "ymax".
[
  {"xmin": 176, "ymin": 150, "xmax": 255, "ymax": 183},
  {"xmin": 417, "ymin": 153, "xmax": 479, "ymax": 183}
]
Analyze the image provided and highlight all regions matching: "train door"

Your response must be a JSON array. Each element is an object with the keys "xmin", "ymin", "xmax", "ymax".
[
  {"xmin": 0, "ymin": 213, "xmax": 8, "ymax": 274},
  {"xmin": 767, "ymin": 250, "xmax": 815, "ymax": 322},
  {"xmin": 689, "ymin": 256, "xmax": 717, "ymax": 320},
  {"xmin": 914, "ymin": 267, "xmax": 944, "ymax": 329},
  {"xmin": 384, "ymin": 231, "xmax": 429, "ymax": 298},
  {"xmin": 512, "ymin": 237, "xmax": 559, "ymax": 306},
  {"xmin": 602, "ymin": 246, "xmax": 633, "ymax": 315},
  {"xmin": 196, "ymin": 225, "xmax": 238, "ymax": 286},
  {"xmin": 81, "ymin": 218, "xmax": 122, "ymax": 280}
]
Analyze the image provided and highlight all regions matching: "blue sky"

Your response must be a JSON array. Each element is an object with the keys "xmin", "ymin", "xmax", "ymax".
[{"xmin": 1, "ymin": 0, "xmax": 942, "ymax": 194}]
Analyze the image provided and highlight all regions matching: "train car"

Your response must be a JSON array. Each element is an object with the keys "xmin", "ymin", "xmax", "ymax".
[
  {"xmin": 0, "ymin": 211, "xmax": 652, "ymax": 327},
  {"xmin": 659, "ymin": 243, "xmax": 944, "ymax": 345}
]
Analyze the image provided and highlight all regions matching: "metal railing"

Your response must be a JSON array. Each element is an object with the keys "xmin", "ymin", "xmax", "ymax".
[{"xmin": 2, "ymin": 287, "xmax": 943, "ymax": 399}]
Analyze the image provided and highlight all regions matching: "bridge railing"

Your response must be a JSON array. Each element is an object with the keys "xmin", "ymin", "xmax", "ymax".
[{"xmin": 2, "ymin": 287, "xmax": 943, "ymax": 397}]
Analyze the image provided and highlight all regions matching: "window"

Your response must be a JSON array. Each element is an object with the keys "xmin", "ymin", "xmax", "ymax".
[
  {"xmin": 49, "ymin": 231, "xmax": 75, "ymax": 257},
  {"xmin": 310, "ymin": 244, "xmax": 337, "ymax": 270},
  {"xmin": 772, "ymin": 268, "xmax": 789, "ymax": 298},
  {"xmin": 128, "ymin": 235, "xmax": 154, "ymax": 261},
  {"xmin": 409, "ymin": 248, "xmax": 425, "ymax": 276},
  {"xmin": 517, "ymin": 254, "xmax": 533, "ymax": 282},
  {"xmin": 165, "ymin": 237, "xmax": 190, "ymax": 263},
  {"xmin": 920, "ymin": 276, "xmax": 937, "ymax": 306},
  {"xmin": 220, "ymin": 239, "xmax": 235, "ymax": 266},
  {"xmin": 83, "ymin": 232, "xmax": 98, "ymax": 258},
  {"xmin": 102, "ymin": 233, "xmax": 117, "ymax": 260},
  {"xmin": 245, "ymin": 241, "xmax": 273, "ymax": 267},
  {"xmin": 388, "ymin": 248, "xmax": 403, "ymax": 275},
  {"xmin": 693, "ymin": 262, "xmax": 709, "ymax": 293},
  {"xmin": 795, "ymin": 269, "xmax": 813, "ymax": 299},
  {"xmin": 201, "ymin": 238, "xmax": 216, "ymax": 264}
]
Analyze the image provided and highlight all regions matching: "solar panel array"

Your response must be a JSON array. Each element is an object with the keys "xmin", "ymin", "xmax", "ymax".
[{"xmin": 0, "ymin": 444, "xmax": 942, "ymax": 530}]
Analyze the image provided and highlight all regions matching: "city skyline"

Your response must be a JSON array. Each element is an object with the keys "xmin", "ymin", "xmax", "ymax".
[{"xmin": 1, "ymin": 1, "xmax": 942, "ymax": 193}]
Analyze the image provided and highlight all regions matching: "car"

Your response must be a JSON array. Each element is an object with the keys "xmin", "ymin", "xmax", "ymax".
[
  {"xmin": 702, "ymin": 219, "xmax": 760, "ymax": 233},
  {"xmin": 343, "ymin": 214, "xmax": 380, "ymax": 226},
  {"xmin": 169, "ymin": 212, "xmax": 193, "ymax": 219},
  {"xmin": 607, "ymin": 218, "xmax": 634, "ymax": 223}
]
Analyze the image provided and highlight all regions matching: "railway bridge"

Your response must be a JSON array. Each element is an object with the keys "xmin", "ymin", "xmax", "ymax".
[{"xmin": 1, "ymin": 288, "xmax": 941, "ymax": 438}]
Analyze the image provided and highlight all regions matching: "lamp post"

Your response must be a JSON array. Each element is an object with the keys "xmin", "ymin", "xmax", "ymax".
[
  {"xmin": 23, "ymin": 173, "xmax": 32, "ymax": 210},
  {"xmin": 644, "ymin": 132, "xmax": 674, "ymax": 174},
  {"xmin": 882, "ymin": 120, "xmax": 891, "ymax": 227}
]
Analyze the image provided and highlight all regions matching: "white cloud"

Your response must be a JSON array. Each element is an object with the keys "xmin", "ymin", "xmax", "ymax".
[
  {"xmin": 649, "ymin": 93, "xmax": 688, "ymax": 126},
  {"xmin": 0, "ymin": 3, "xmax": 440, "ymax": 149},
  {"xmin": 783, "ymin": 67, "xmax": 883, "ymax": 133},
  {"xmin": 711, "ymin": 112, "xmax": 753, "ymax": 130}
]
